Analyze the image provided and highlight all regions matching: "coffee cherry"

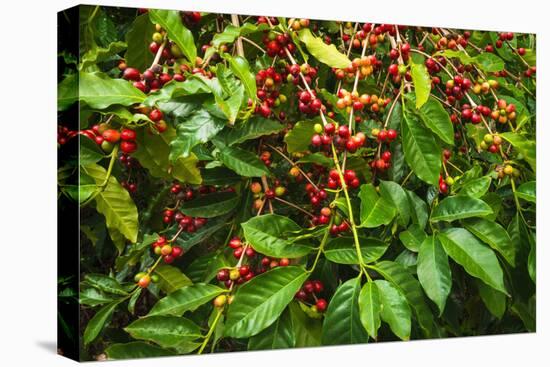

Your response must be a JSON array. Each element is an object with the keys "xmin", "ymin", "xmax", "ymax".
[
  {"xmin": 250, "ymin": 182, "xmax": 262, "ymax": 194},
  {"xmin": 138, "ymin": 275, "xmax": 151, "ymax": 288},
  {"xmin": 325, "ymin": 123, "xmax": 336, "ymax": 135},
  {"xmin": 134, "ymin": 272, "xmax": 147, "ymax": 282},
  {"xmin": 160, "ymin": 244, "xmax": 172, "ymax": 256},
  {"xmin": 217, "ymin": 269, "xmax": 229, "ymax": 281},
  {"xmin": 275, "ymin": 186, "xmax": 286, "ymax": 197},
  {"xmin": 279, "ymin": 258, "xmax": 290, "ymax": 266},
  {"xmin": 213, "ymin": 295, "xmax": 227, "ymax": 307},
  {"xmin": 289, "ymin": 167, "xmax": 300, "ymax": 177},
  {"xmin": 239, "ymin": 265, "xmax": 250, "ymax": 277},
  {"xmin": 503, "ymin": 165, "xmax": 514, "ymax": 175},
  {"xmin": 314, "ymin": 123, "xmax": 323, "ymax": 133},
  {"xmin": 121, "ymin": 129, "xmax": 137, "ymax": 141},
  {"xmin": 316, "ymin": 298, "xmax": 328, "ymax": 312},
  {"xmin": 171, "ymin": 246, "xmax": 184, "ymax": 258},
  {"xmin": 338, "ymin": 125, "xmax": 350, "ymax": 138},
  {"xmin": 102, "ymin": 129, "xmax": 121, "ymax": 143},
  {"xmin": 229, "ymin": 237, "xmax": 242, "ymax": 249},
  {"xmin": 122, "ymin": 67, "xmax": 140, "ymax": 81},
  {"xmin": 120, "ymin": 141, "xmax": 138, "ymax": 154},
  {"xmin": 149, "ymin": 109, "xmax": 164, "ymax": 122},
  {"xmin": 229, "ymin": 268, "xmax": 241, "ymax": 281}
]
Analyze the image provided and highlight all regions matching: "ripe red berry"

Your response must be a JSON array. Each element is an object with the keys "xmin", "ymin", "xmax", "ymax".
[
  {"xmin": 120, "ymin": 129, "xmax": 137, "ymax": 141},
  {"xmin": 387, "ymin": 129, "xmax": 397, "ymax": 140},
  {"xmin": 122, "ymin": 67, "xmax": 140, "ymax": 81},
  {"xmin": 102, "ymin": 129, "xmax": 121, "ymax": 143},
  {"xmin": 149, "ymin": 109, "xmax": 164, "ymax": 122},
  {"xmin": 316, "ymin": 298, "xmax": 328, "ymax": 312},
  {"xmin": 120, "ymin": 141, "xmax": 138, "ymax": 154},
  {"xmin": 338, "ymin": 125, "xmax": 350, "ymax": 138}
]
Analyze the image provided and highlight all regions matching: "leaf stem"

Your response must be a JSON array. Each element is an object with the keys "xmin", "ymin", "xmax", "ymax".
[{"xmin": 198, "ymin": 309, "xmax": 223, "ymax": 354}]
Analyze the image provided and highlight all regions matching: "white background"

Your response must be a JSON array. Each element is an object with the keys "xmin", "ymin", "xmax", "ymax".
[{"xmin": 0, "ymin": 0, "xmax": 546, "ymax": 365}]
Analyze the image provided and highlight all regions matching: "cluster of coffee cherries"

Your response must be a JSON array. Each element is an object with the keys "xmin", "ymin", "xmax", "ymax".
[
  {"xmin": 490, "ymin": 99, "xmax": 517, "ymax": 124},
  {"xmin": 121, "ymin": 62, "xmax": 181, "ymax": 95},
  {"xmin": 288, "ymin": 18, "xmax": 310, "ymax": 31},
  {"xmin": 471, "ymin": 79, "xmax": 499, "ymax": 95},
  {"xmin": 89, "ymin": 124, "xmax": 139, "ymax": 154},
  {"xmin": 216, "ymin": 265, "xmax": 255, "ymax": 288},
  {"xmin": 250, "ymin": 181, "xmax": 285, "ymax": 204},
  {"xmin": 227, "ymin": 237, "xmax": 256, "ymax": 260},
  {"xmin": 255, "ymin": 67, "xmax": 286, "ymax": 118},
  {"xmin": 338, "ymin": 22, "xmax": 373, "ymax": 49},
  {"xmin": 425, "ymin": 56, "xmax": 445, "ymax": 76},
  {"xmin": 297, "ymin": 90, "xmax": 325, "ymax": 116},
  {"xmin": 438, "ymin": 174, "xmax": 452, "ymax": 195},
  {"xmin": 303, "ymin": 182, "xmax": 328, "ymax": 208},
  {"xmin": 151, "ymin": 236, "xmax": 184, "ymax": 264},
  {"xmin": 295, "ymin": 280, "xmax": 328, "ymax": 313},
  {"xmin": 311, "ymin": 206, "xmax": 332, "ymax": 226},
  {"xmin": 57, "ymin": 125, "xmax": 77, "ymax": 145},
  {"xmin": 461, "ymin": 104, "xmax": 491, "ymax": 125},
  {"xmin": 444, "ymin": 75, "xmax": 472, "ymax": 103},
  {"xmin": 170, "ymin": 182, "xmax": 195, "ymax": 200},
  {"xmin": 286, "ymin": 63, "xmax": 318, "ymax": 87},
  {"xmin": 134, "ymin": 272, "xmax": 158, "ymax": 289},
  {"xmin": 181, "ymin": 11, "xmax": 201, "ymax": 26},
  {"xmin": 327, "ymin": 168, "xmax": 360, "ymax": 189},
  {"xmin": 480, "ymin": 133, "xmax": 503, "ymax": 154},
  {"xmin": 261, "ymin": 30, "xmax": 296, "ymax": 58},
  {"xmin": 434, "ymin": 31, "xmax": 470, "ymax": 51},
  {"xmin": 335, "ymin": 89, "xmax": 390, "ymax": 114},
  {"xmin": 119, "ymin": 154, "xmax": 139, "ymax": 193},
  {"xmin": 334, "ymin": 55, "xmax": 377, "ymax": 81},
  {"xmin": 311, "ymin": 122, "xmax": 366, "ymax": 154},
  {"xmin": 496, "ymin": 164, "xmax": 520, "ymax": 179},
  {"xmin": 260, "ymin": 150, "xmax": 272, "ymax": 167},
  {"xmin": 494, "ymin": 32, "xmax": 514, "ymax": 49},
  {"xmin": 163, "ymin": 210, "xmax": 207, "ymax": 233}
]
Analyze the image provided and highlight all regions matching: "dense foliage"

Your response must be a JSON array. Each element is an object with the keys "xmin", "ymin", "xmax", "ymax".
[{"xmin": 57, "ymin": 6, "xmax": 536, "ymax": 361}]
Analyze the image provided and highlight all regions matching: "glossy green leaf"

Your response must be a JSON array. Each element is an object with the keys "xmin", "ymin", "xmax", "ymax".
[
  {"xmin": 170, "ymin": 109, "xmax": 226, "ymax": 159},
  {"xmin": 459, "ymin": 176, "xmax": 491, "ymax": 198},
  {"xmin": 125, "ymin": 316, "xmax": 202, "ymax": 348},
  {"xmin": 124, "ymin": 13, "xmax": 155, "ymax": 70},
  {"xmin": 399, "ymin": 224, "xmax": 426, "ymax": 252},
  {"xmin": 500, "ymin": 132, "xmax": 536, "ymax": 172},
  {"xmin": 224, "ymin": 54, "xmax": 257, "ymax": 100},
  {"xmin": 322, "ymin": 277, "xmax": 368, "ymax": 345},
  {"xmin": 242, "ymin": 215, "xmax": 312, "ymax": 258},
  {"xmin": 219, "ymin": 146, "xmax": 270, "ymax": 177},
  {"xmin": 417, "ymin": 235, "xmax": 452, "ymax": 315},
  {"xmin": 79, "ymin": 136, "xmax": 105, "ymax": 165},
  {"xmin": 359, "ymin": 282, "xmax": 381, "ymax": 339},
  {"xmin": 82, "ymin": 164, "xmax": 139, "ymax": 244},
  {"xmin": 375, "ymin": 280, "xmax": 411, "ymax": 340},
  {"xmin": 78, "ymin": 71, "xmax": 146, "ymax": 109},
  {"xmin": 474, "ymin": 52, "xmax": 505, "ymax": 72},
  {"xmin": 438, "ymin": 228, "xmax": 507, "ymax": 294},
  {"xmin": 58, "ymin": 73, "xmax": 78, "ymax": 111},
  {"xmin": 83, "ymin": 300, "xmax": 123, "ymax": 345},
  {"xmin": 179, "ymin": 191, "xmax": 239, "ymax": 218},
  {"xmin": 80, "ymin": 41, "xmax": 126, "ymax": 70},
  {"xmin": 148, "ymin": 9, "xmax": 196, "ymax": 63},
  {"xmin": 154, "ymin": 265, "xmax": 193, "ymax": 294},
  {"xmin": 248, "ymin": 308, "xmax": 295, "ymax": 350},
  {"xmin": 218, "ymin": 117, "xmax": 284, "ymax": 146},
  {"xmin": 80, "ymin": 288, "xmax": 115, "ymax": 306},
  {"xmin": 431, "ymin": 196, "xmax": 493, "ymax": 222},
  {"xmin": 324, "ymin": 236, "xmax": 389, "ymax": 264},
  {"xmin": 410, "ymin": 96, "xmax": 454, "ymax": 145},
  {"xmin": 149, "ymin": 283, "xmax": 226, "ymax": 316},
  {"xmin": 225, "ymin": 266, "xmax": 309, "ymax": 338},
  {"xmin": 297, "ymin": 28, "xmax": 351, "ymax": 68},
  {"xmin": 407, "ymin": 190, "xmax": 429, "ymax": 229},
  {"xmin": 410, "ymin": 63, "xmax": 431, "ymax": 108},
  {"xmin": 84, "ymin": 274, "xmax": 128, "ymax": 296},
  {"xmin": 463, "ymin": 218, "xmax": 516, "ymax": 266},
  {"xmin": 379, "ymin": 180, "xmax": 411, "ymax": 226},
  {"xmin": 297, "ymin": 152, "xmax": 334, "ymax": 167},
  {"xmin": 106, "ymin": 342, "xmax": 175, "ymax": 359},
  {"xmin": 289, "ymin": 302, "xmax": 322, "ymax": 347},
  {"xmin": 373, "ymin": 261, "xmax": 435, "ymax": 337},
  {"xmin": 401, "ymin": 107, "xmax": 441, "ymax": 185},
  {"xmin": 284, "ymin": 119, "xmax": 318, "ymax": 153},
  {"xmin": 359, "ymin": 183, "xmax": 397, "ymax": 227},
  {"xmin": 516, "ymin": 181, "xmax": 536, "ymax": 203},
  {"xmin": 477, "ymin": 280, "xmax": 506, "ymax": 319}
]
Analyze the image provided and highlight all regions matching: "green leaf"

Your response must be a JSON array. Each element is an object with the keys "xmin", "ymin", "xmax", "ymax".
[
  {"xmin": 359, "ymin": 184, "xmax": 397, "ymax": 227},
  {"xmin": 289, "ymin": 302, "xmax": 322, "ymax": 347},
  {"xmin": 82, "ymin": 164, "xmax": 139, "ymax": 243},
  {"xmin": 105, "ymin": 342, "xmax": 175, "ymax": 360},
  {"xmin": 399, "ymin": 224, "xmax": 426, "ymax": 252},
  {"xmin": 297, "ymin": 152, "xmax": 334, "ymax": 167},
  {"xmin": 297, "ymin": 28, "xmax": 351, "ymax": 68},
  {"xmin": 219, "ymin": 146, "xmax": 270, "ymax": 177},
  {"xmin": 79, "ymin": 136, "xmax": 105, "ymax": 165},
  {"xmin": 379, "ymin": 180, "xmax": 411, "ymax": 226},
  {"xmin": 474, "ymin": 52, "xmax": 505, "ymax": 72},
  {"xmin": 80, "ymin": 41, "xmax": 126, "ymax": 70},
  {"xmin": 323, "ymin": 236, "xmax": 389, "ymax": 264},
  {"xmin": 124, "ymin": 13, "xmax": 156, "ymax": 70},
  {"xmin": 242, "ymin": 215, "xmax": 312, "ymax": 258},
  {"xmin": 375, "ymin": 280, "xmax": 411, "ymax": 340},
  {"xmin": 321, "ymin": 277, "xmax": 368, "ymax": 345},
  {"xmin": 373, "ymin": 261, "xmax": 435, "ymax": 337},
  {"xmin": 431, "ymin": 196, "xmax": 493, "ymax": 222},
  {"xmin": 172, "ymin": 155, "xmax": 202, "ymax": 184},
  {"xmin": 459, "ymin": 176, "xmax": 491, "ymax": 198},
  {"xmin": 224, "ymin": 54, "xmax": 257, "ymax": 101},
  {"xmin": 462, "ymin": 218, "xmax": 516, "ymax": 266},
  {"xmin": 248, "ymin": 308, "xmax": 295, "ymax": 350},
  {"xmin": 410, "ymin": 63, "xmax": 431, "ymax": 108},
  {"xmin": 210, "ymin": 23, "xmax": 268, "ymax": 49},
  {"xmin": 80, "ymin": 288, "xmax": 115, "ymax": 306},
  {"xmin": 125, "ymin": 316, "xmax": 202, "ymax": 348},
  {"xmin": 201, "ymin": 167, "xmax": 241, "ymax": 186},
  {"xmin": 58, "ymin": 73, "xmax": 78, "ymax": 111},
  {"xmin": 78, "ymin": 71, "xmax": 146, "ymax": 109},
  {"xmin": 358, "ymin": 282, "xmax": 381, "ymax": 339},
  {"xmin": 516, "ymin": 181, "xmax": 536, "ymax": 203},
  {"xmin": 401, "ymin": 106, "xmax": 441, "ymax": 185},
  {"xmin": 408, "ymin": 96, "xmax": 454, "ymax": 145},
  {"xmin": 417, "ymin": 235, "xmax": 452, "ymax": 315},
  {"xmin": 438, "ymin": 228, "xmax": 507, "ymax": 294},
  {"xmin": 148, "ymin": 9, "xmax": 196, "ymax": 63},
  {"xmin": 500, "ymin": 132, "xmax": 536, "ymax": 172},
  {"xmin": 148, "ymin": 283, "xmax": 226, "ymax": 316},
  {"xmin": 218, "ymin": 117, "xmax": 284, "ymax": 146},
  {"xmin": 171, "ymin": 109, "xmax": 226, "ymax": 159},
  {"xmin": 407, "ymin": 190, "xmax": 429, "ymax": 229},
  {"xmin": 284, "ymin": 119, "xmax": 319, "ymax": 153},
  {"xmin": 225, "ymin": 266, "xmax": 309, "ymax": 338},
  {"xmin": 477, "ymin": 280, "xmax": 506, "ymax": 319},
  {"xmin": 84, "ymin": 274, "xmax": 128, "ymax": 296},
  {"xmin": 179, "ymin": 191, "xmax": 239, "ymax": 218},
  {"xmin": 83, "ymin": 300, "xmax": 122, "ymax": 345},
  {"xmin": 154, "ymin": 265, "xmax": 193, "ymax": 294}
]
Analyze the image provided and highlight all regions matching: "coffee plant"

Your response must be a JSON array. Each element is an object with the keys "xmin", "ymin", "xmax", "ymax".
[{"xmin": 57, "ymin": 5, "xmax": 536, "ymax": 361}]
